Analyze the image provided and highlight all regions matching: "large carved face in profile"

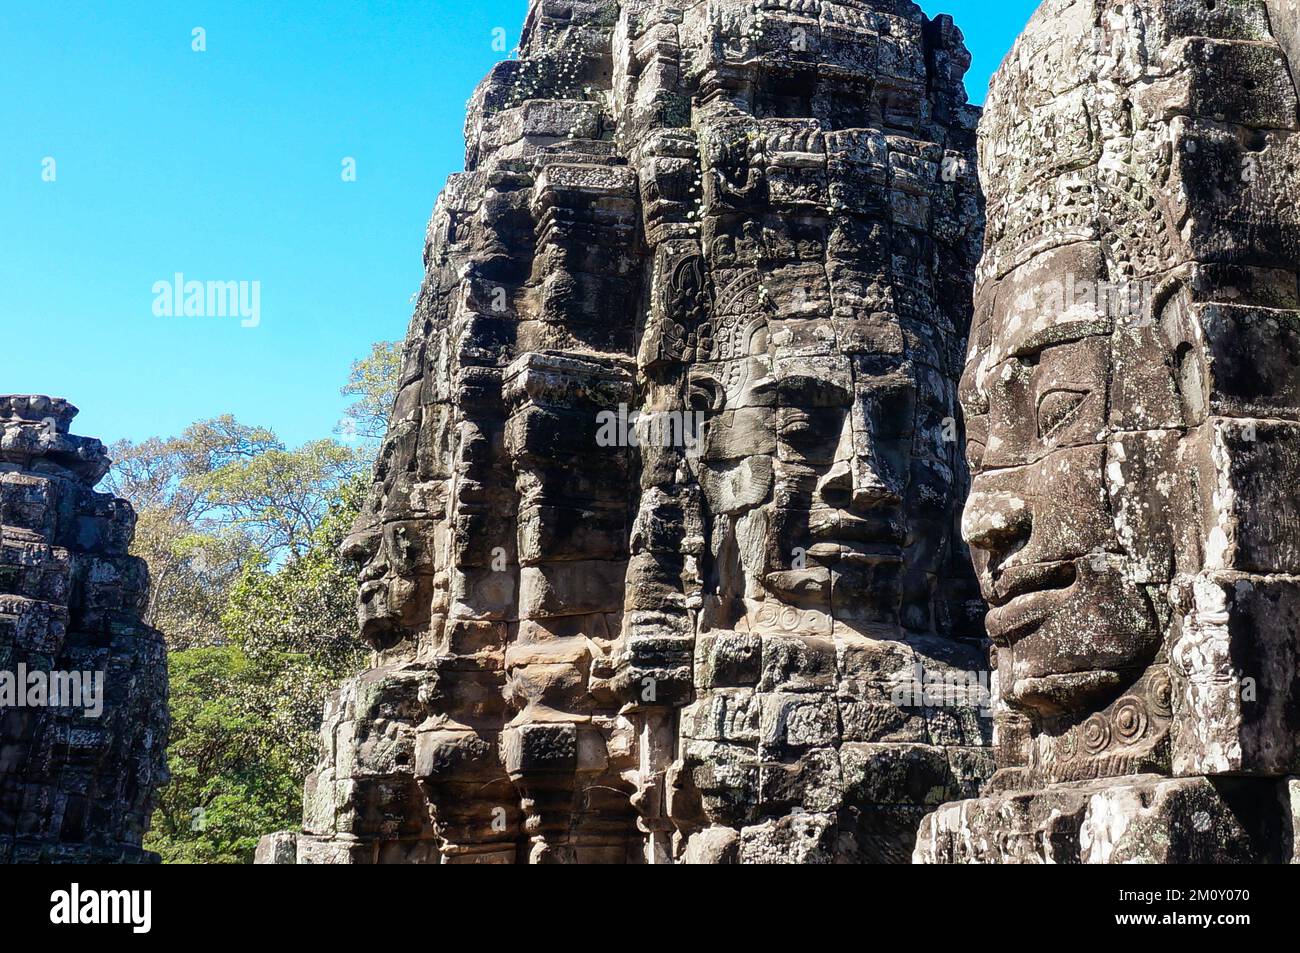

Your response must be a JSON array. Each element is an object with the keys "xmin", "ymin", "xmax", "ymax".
[
  {"xmin": 934, "ymin": 0, "xmax": 1300, "ymax": 787},
  {"xmin": 344, "ymin": 426, "xmax": 443, "ymax": 654},
  {"xmin": 347, "ymin": 519, "xmax": 426, "ymax": 651},
  {"xmin": 959, "ymin": 247, "xmax": 1176, "ymax": 720}
]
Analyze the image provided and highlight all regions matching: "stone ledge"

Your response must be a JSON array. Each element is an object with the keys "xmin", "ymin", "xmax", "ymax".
[{"xmin": 915, "ymin": 774, "xmax": 1299, "ymax": 864}]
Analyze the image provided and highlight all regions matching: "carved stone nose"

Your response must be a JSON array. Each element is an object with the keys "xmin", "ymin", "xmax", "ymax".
[
  {"xmin": 815, "ymin": 460, "xmax": 853, "ymax": 504},
  {"xmin": 852, "ymin": 477, "xmax": 903, "ymax": 511},
  {"xmin": 340, "ymin": 525, "xmax": 382, "ymax": 566},
  {"xmin": 816, "ymin": 458, "xmax": 904, "ymax": 510},
  {"xmin": 962, "ymin": 490, "xmax": 1032, "ymax": 552}
]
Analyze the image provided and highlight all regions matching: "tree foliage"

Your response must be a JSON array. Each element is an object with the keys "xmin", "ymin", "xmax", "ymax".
[
  {"xmin": 104, "ymin": 416, "xmax": 284, "ymax": 647},
  {"xmin": 144, "ymin": 484, "xmax": 369, "ymax": 863},
  {"xmin": 143, "ymin": 646, "xmax": 300, "ymax": 864},
  {"xmin": 117, "ymin": 344, "xmax": 395, "ymax": 863},
  {"xmin": 184, "ymin": 439, "xmax": 364, "ymax": 560},
  {"xmin": 338, "ymin": 340, "xmax": 402, "ymax": 444},
  {"xmin": 220, "ymin": 477, "xmax": 370, "ymax": 774}
]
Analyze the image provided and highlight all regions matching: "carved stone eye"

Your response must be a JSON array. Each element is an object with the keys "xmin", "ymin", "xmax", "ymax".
[{"xmin": 1036, "ymin": 389, "xmax": 1087, "ymax": 439}]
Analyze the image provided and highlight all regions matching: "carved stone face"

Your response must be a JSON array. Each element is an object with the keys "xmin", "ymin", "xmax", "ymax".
[
  {"xmin": 344, "ymin": 452, "xmax": 444, "ymax": 655},
  {"xmin": 952, "ymin": 0, "xmax": 1300, "ymax": 791},
  {"xmin": 765, "ymin": 357, "xmax": 915, "ymax": 612},
  {"xmin": 961, "ymin": 323, "xmax": 1161, "ymax": 718},
  {"xmin": 695, "ymin": 332, "xmax": 939, "ymax": 630},
  {"xmin": 349, "ymin": 526, "xmax": 406, "ymax": 650},
  {"xmin": 304, "ymin": 0, "xmax": 989, "ymax": 865}
]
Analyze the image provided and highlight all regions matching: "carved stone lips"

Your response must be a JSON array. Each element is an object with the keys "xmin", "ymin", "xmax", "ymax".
[
  {"xmin": 808, "ymin": 511, "xmax": 904, "ymax": 544},
  {"xmin": 984, "ymin": 560, "xmax": 1078, "ymax": 643},
  {"xmin": 806, "ymin": 541, "xmax": 904, "ymax": 565},
  {"xmin": 805, "ymin": 510, "xmax": 905, "ymax": 564},
  {"xmin": 1009, "ymin": 670, "xmax": 1125, "ymax": 713}
]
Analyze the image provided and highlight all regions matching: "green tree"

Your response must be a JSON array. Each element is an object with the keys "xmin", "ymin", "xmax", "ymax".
[
  {"xmin": 121, "ymin": 341, "xmax": 398, "ymax": 863},
  {"xmin": 107, "ymin": 419, "xmax": 368, "ymax": 644},
  {"xmin": 144, "ymin": 478, "xmax": 370, "ymax": 863},
  {"xmin": 185, "ymin": 439, "xmax": 364, "ymax": 561},
  {"xmin": 221, "ymin": 477, "xmax": 370, "ymax": 772},
  {"xmin": 104, "ymin": 417, "xmax": 278, "ymax": 648},
  {"xmin": 144, "ymin": 646, "xmax": 301, "ymax": 864},
  {"xmin": 338, "ymin": 340, "xmax": 402, "ymax": 444}
]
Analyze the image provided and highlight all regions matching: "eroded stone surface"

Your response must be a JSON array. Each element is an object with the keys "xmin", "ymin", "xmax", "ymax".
[
  {"xmin": 917, "ymin": 774, "xmax": 1295, "ymax": 864},
  {"xmin": 270, "ymin": 0, "xmax": 990, "ymax": 864},
  {"xmin": 0, "ymin": 396, "xmax": 168, "ymax": 864},
  {"xmin": 918, "ymin": 0, "xmax": 1300, "ymax": 864}
]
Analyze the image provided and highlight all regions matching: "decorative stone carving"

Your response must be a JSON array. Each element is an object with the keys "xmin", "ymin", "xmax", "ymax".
[
  {"xmin": 267, "ymin": 0, "xmax": 988, "ymax": 864},
  {"xmin": 917, "ymin": 0, "xmax": 1300, "ymax": 864},
  {"xmin": 0, "ymin": 396, "xmax": 168, "ymax": 863}
]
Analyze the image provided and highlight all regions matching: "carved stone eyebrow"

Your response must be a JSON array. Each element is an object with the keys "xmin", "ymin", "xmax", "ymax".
[{"xmin": 994, "ymin": 316, "xmax": 1113, "ymax": 364}]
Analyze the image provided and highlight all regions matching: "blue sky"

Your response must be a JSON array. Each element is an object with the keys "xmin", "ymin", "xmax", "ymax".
[{"xmin": 0, "ymin": 0, "xmax": 1039, "ymax": 448}]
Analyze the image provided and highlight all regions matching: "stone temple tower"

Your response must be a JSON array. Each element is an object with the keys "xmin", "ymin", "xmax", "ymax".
[
  {"xmin": 918, "ymin": 0, "xmax": 1300, "ymax": 864},
  {"xmin": 0, "ymin": 396, "xmax": 168, "ymax": 863},
  {"xmin": 266, "ymin": 0, "xmax": 990, "ymax": 864}
]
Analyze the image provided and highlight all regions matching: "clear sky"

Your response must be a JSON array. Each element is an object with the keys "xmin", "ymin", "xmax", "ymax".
[{"xmin": 0, "ymin": 0, "xmax": 1040, "ymax": 448}]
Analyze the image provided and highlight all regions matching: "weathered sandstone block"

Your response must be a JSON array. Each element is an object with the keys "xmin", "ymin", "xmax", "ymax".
[{"xmin": 0, "ymin": 396, "xmax": 168, "ymax": 864}]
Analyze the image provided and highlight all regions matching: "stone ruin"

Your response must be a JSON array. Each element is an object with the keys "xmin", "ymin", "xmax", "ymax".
[
  {"xmin": 262, "ymin": 0, "xmax": 1300, "ymax": 865},
  {"xmin": 265, "ymin": 0, "xmax": 991, "ymax": 864},
  {"xmin": 916, "ymin": 0, "xmax": 1300, "ymax": 864},
  {"xmin": 0, "ymin": 396, "xmax": 168, "ymax": 863},
  {"xmin": 3, "ymin": 0, "xmax": 1296, "ymax": 874}
]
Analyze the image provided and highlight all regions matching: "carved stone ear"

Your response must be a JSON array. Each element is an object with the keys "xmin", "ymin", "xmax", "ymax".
[
  {"xmin": 1149, "ymin": 283, "xmax": 1210, "ymax": 427},
  {"xmin": 687, "ymin": 369, "xmax": 725, "ymax": 413}
]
